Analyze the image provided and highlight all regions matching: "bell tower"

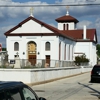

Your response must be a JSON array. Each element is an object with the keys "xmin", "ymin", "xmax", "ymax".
[{"xmin": 55, "ymin": 7, "xmax": 79, "ymax": 30}]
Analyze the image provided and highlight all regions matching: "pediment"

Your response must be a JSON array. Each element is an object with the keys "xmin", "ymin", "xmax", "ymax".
[{"xmin": 11, "ymin": 20, "xmax": 53, "ymax": 34}]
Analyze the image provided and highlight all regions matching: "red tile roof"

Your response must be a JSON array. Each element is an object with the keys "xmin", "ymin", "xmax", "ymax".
[
  {"xmin": 61, "ymin": 29, "xmax": 97, "ymax": 43},
  {"xmin": 55, "ymin": 15, "xmax": 79, "ymax": 23},
  {"xmin": 4, "ymin": 16, "xmax": 75, "ymax": 41},
  {"xmin": 4, "ymin": 16, "xmax": 97, "ymax": 43}
]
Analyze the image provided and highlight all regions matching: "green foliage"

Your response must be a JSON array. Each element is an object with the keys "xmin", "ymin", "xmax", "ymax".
[
  {"xmin": 74, "ymin": 54, "xmax": 89, "ymax": 66},
  {"xmin": 2, "ymin": 48, "xmax": 6, "ymax": 51},
  {"xmin": 96, "ymin": 44, "xmax": 100, "ymax": 57}
]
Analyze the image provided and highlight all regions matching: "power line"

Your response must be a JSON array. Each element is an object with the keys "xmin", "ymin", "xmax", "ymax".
[{"xmin": 0, "ymin": 3, "xmax": 100, "ymax": 7}]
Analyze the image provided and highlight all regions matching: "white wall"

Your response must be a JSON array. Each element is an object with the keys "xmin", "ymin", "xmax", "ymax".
[
  {"xmin": 7, "ymin": 34, "xmax": 75, "ymax": 62},
  {"xmin": 6, "ymin": 18, "xmax": 61, "ymax": 61},
  {"xmin": 0, "ymin": 67, "xmax": 92, "ymax": 85},
  {"xmin": 40, "ymin": 36, "xmax": 59, "ymax": 60},
  {"xmin": 7, "ymin": 36, "xmax": 59, "ymax": 61},
  {"xmin": 11, "ymin": 20, "xmax": 53, "ymax": 33},
  {"xmin": 59, "ymin": 37, "xmax": 75, "ymax": 61},
  {"xmin": 74, "ymin": 42, "xmax": 97, "ymax": 66},
  {"xmin": 6, "ymin": 15, "xmax": 76, "ymax": 65},
  {"xmin": 58, "ymin": 22, "xmax": 75, "ymax": 30},
  {"xmin": 91, "ymin": 42, "xmax": 97, "ymax": 65}
]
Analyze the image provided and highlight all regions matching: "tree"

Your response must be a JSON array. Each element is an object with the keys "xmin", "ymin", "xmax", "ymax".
[
  {"xmin": 2, "ymin": 48, "xmax": 6, "ymax": 51},
  {"xmin": 96, "ymin": 44, "xmax": 100, "ymax": 58}
]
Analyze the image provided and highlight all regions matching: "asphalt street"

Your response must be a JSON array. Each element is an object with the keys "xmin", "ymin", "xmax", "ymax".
[{"xmin": 31, "ymin": 72, "xmax": 100, "ymax": 100}]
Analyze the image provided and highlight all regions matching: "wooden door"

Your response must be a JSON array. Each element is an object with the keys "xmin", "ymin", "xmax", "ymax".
[
  {"xmin": 29, "ymin": 55, "xmax": 36, "ymax": 66},
  {"xmin": 46, "ymin": 55, "xmax": 50, "ymax": 66}
]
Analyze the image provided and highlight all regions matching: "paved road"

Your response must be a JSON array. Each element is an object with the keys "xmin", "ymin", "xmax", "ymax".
[{"xmin": 31, "ymin": 72, "xmax": 100, "ymax": 100}]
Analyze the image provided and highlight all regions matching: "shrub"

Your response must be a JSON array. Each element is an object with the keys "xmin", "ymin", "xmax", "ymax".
[{"xmin": 74, "ymin": 54, "xmax": 89, "ymax": 66}]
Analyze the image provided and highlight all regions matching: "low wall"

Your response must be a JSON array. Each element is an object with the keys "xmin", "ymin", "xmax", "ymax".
[{"xmin": 0, "ymin": 66, "xmax": 92, "ymax": 85}]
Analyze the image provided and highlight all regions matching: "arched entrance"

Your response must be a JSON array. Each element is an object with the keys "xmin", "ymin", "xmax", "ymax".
[{"xmin": 27, "ymin": 41, "xmax": 37, "ymax": 66}]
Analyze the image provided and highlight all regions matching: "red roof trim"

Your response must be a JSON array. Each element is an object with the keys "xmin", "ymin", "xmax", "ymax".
[
  {"xmin": 4, "ymin": 16, "xmax": 75, "ymax": 41},
  {"xmin": 5, "ymin": 33, "xmax": 58, "ymax": 36},
  {"xmin": 4, "ymin": 16, "xmax": 97, "ymax": 44},
  {"xmin": 4, "ymin": 16, "xmax": 57, "ymax": 35},
  {"xmin": 76, "ymin": 40, "xmax": 96, "ymax": 43}
]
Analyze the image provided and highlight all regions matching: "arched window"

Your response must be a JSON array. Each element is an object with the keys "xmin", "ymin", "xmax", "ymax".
[
  {"xmin": 63, "ymin": 24, "xmax": 69, "ymax": 30},
  {"xmin": 63, "ymin": 24, "xmax": 65, "ymax": 30},
  {"xmin": 66, "ymin": 24, "xmax": 69, "ymax": 30},
  {"xmin": 14, "ymin": 42, "xmax": 19, "ymax": 51},
  {"xmin": 45, "ymin": 42, "xmax": 50, "ymax": 51},
  {"xmin": 59, "ymin": 42, "xmax": 61, "ymax": 60},
  {"xmin": 64, "ymin": 44, "xmax": 66, "ymax": 60}
]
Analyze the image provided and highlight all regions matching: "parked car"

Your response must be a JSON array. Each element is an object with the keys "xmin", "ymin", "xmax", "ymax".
[
  {"xmin": 0, "ymin": 81, "xmax": 46, "ymax": 100},
  {"xmin": 91, "ymin": 64, "xmax": 100, "ymax": 82}
]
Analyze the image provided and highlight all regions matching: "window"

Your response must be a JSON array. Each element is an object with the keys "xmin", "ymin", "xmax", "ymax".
[
  {"xmin": 45, "ymin": 42, "xmax": 50, "ymax": 51},
  {"xmin": 22, "ymin": 87, "xmax": 38, "ymax": 100},
  {"xmin": 63, "ymin": 24, "xmax": 65, "ymax": 30},
  {"xmin": 64, "ymin": 44, "xmax": 66, "ymax": 60},
  {"xmin": 14, "ymin": 42, "xmax": 19, "ymax": 51},
  {"xmin": 63, "ymin": 24, "xmax": 68, "ymax": 30},
  {"xmin": 66, "ymin": 24, "xmax": 68, "ymax": 30},
  {"xmin": 59, "ymin": 42, "xmax": 61, "ymax": 60},
  {"xmin": 28, "ymin": 41, "xmax": 37, "ymax": 54},
  {"xmin": 6, "ymin": 88, "xmax": 22, "ymax": 100},
  {"xmin": 72, "ymin": 46, "xmax": 73, "ymax": 60},
  {"xmin": 0, "ymin": 91, "xmax": 6, "ymax": 100}
]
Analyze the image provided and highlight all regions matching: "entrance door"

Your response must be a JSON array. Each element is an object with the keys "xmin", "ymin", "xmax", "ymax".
[
  {"xmin": 29, "ymin": 55, "xmax": 36, "ymax": 66},
  {"xmin": 27, "ymin": 41, "xmax": 37, "ymax": 66},
  {"xmin": 46, "ymin": 55, "xmax": 50, "ymax": 66}
]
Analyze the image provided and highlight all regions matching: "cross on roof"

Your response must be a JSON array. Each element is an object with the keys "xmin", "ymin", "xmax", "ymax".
[
  {"xmin": 66, "ymin": 6, "xmax": 69, "ymax": 15},
  {"xmin": 30, "ymin": 7, "xmax": 34, "ymax": 17}
]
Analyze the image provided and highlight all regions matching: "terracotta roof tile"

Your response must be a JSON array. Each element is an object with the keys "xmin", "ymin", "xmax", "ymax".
[
  {"xmin": 61, "ymin": 29, "xmax": 97, "ymax": 43},
  {"xmin": 55, "ymin": 15, "xmax": 79, "ymax": 23},
  {"xmin": 4, "ymin": 16, "xmax": 75, "ymax": 41},
  {"xmin": 4, "ymin": 16, "xmax": 97, "ymax": 43}
]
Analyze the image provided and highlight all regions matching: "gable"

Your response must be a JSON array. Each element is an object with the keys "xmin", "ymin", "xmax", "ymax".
[
  {"xmin": 4, "ymin": 16, "xmax": 75, "ymax": 41},
  {"xmin": 4, "ymin": 16, "xmax": 59, "ymax": 36},
  {"xmin": 11, "ymin": 20, "xmax": 53, "ymax": 34}
]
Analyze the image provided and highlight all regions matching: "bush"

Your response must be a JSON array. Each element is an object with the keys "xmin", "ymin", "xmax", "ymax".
[{"xmin": 74, "ymin": 54, "xmax": 89, "ymax": 66}]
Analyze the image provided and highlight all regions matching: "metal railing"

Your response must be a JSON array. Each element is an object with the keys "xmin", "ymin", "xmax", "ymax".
[{"xmin": 0, "ymin": 59, "xmax": 75, "ymax": 69}]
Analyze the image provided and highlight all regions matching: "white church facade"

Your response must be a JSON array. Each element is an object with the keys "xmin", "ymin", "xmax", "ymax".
[{"xmin": 4, "ymin": 10, "xmax": 97, "ymax": 67}]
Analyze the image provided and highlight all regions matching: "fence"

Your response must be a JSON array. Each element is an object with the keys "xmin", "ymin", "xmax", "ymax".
[{"xmin": 0, "ymin": 59, "xmax": 75, "ymax": 69}]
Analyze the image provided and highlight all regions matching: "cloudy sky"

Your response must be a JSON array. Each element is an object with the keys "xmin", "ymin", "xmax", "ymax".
[{"xmin": 0, "ymin": 0, "xmax": 100, "ymax": 47}]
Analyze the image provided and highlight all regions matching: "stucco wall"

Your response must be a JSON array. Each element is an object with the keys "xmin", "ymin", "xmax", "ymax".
[
  {"xmin": 7, "ymin": 36, "xmax": 59, "ymax": 60},
  {"xmin": 0, "ymin": 67, "xmax": 92, "ymax": 85},
  {"xmin": 74, "ymin": 42, "xmax": 97, "ymax": 66},
  {"xmin": 58, "ymin": 22, "xmax": 75, "ymax": 30},
  {"xmin": 11, "ymin": 20, "xmax": 53, "ymax": 33},
  {"xmin": 7, "ymin": 34, "xmax": 75, "ymax": 62},
  {"xmin": 59, "ymin": 37, "xmax": 75, "ymax": 61}
]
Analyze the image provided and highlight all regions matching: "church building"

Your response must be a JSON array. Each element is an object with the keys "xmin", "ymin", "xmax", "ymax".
[{"xmin": 4, "ymin": 8, "xmax": 97, "ymax": 67}]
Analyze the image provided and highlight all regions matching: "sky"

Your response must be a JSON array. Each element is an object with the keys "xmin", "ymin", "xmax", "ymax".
[{"xmin": 0, "ymin": 0, "xmax": 100, "ymax": 47}]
